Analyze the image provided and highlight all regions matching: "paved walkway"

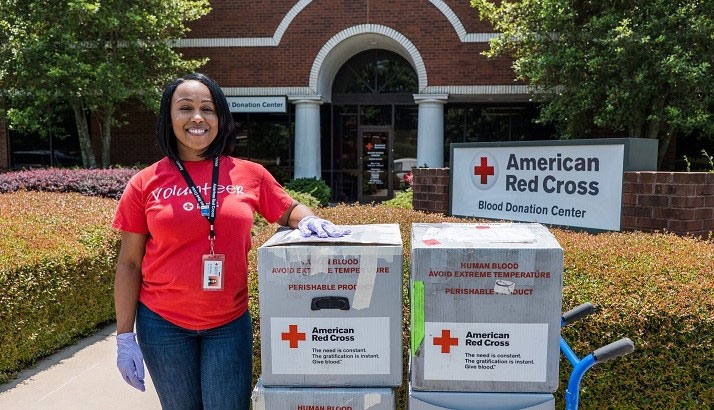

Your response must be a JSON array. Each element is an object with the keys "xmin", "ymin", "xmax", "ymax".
[{"xmin": 0, "ymin": 324, "xmax": 161, "ymax": 409}]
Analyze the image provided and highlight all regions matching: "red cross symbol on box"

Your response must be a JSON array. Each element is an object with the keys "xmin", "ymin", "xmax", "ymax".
[
  {"xmin": 281, "ymin": 324, "xmax": 306, "ymax": 348},
  {"xmin": 433, "ymin": 329, "xmax": 459, "ymax": 353},
  {"xmin": 474, "ymin": 156, "xmax": 495, "ymax": 184}
]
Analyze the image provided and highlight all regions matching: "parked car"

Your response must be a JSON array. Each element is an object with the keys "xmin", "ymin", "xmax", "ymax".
[{"xmin": 394, "ymin": 157, "xmax": 416, "ymax": 181}]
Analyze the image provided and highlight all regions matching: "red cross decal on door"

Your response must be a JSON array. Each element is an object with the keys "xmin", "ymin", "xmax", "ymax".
[
  {"xmin": 281, "ymin": 324, "xmax": 306, "ymax": 348},
  {"xmin": 474, "ymin": 157, "xmax": 495, "ymax": 184},
  {"xmin": 433, "ymin": 329, "xmax": 459, "ymax": 353}
]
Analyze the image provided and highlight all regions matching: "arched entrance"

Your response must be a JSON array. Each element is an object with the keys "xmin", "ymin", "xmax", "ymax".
[{"xmin": 327, "ymin": 49, "xmax": 419, "ymax": 203}]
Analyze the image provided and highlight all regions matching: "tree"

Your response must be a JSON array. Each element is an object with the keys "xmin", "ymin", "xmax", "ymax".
[
  {"xmin": 472, "ymin": 0, "xmax": 714, "ymax": 167},
  {"xmin": 0, "ymin": 0, "xmax": 210, "ymax": 168}
]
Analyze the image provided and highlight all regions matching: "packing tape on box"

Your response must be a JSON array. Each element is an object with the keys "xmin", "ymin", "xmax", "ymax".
[
  {"xmin": 410, "ymin": 280, "xmax": 425, "ymax": 355},
  {"xmin": 365, "ymin": 393, "xmax": 383, "ymax": 408},
  {"xmin": 282, "ymin": 245, "xmax": 336, "ymax": 275},
  {"xmin": 280, "ymin": 245, "xmax": 397, "ymax": 311},
  {"xmin": 353, "ymin": 246, "xmax": 397, "ymax": 310},
  {"xmin": 446, "ymin": 223, "xmax": 537, "ymax": 243},
  {"xmin": 309, "ymin": 246, "xmax": 332, "ymax": 275},
  {"xmin": 252, "ymin": 387, "xmax": 265, "ymax": 409}
]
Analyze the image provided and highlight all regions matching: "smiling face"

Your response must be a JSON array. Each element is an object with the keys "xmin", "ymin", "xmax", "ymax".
[{"xmin": 170, "ymin": 80, "xmax": 219, "ymax": 161}]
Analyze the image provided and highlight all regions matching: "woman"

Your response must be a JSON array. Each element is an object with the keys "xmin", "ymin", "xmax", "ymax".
[{"xmin": 112, "ymin": 73, "xmax": 347, "ymax": 409}]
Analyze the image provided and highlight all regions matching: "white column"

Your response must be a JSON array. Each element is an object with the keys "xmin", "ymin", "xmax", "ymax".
[
  {"xmin": 414, "ymin": 94, "xmax": 448, "ymax": 168},
  {"xmin": 288, "ymin": 95, "xmax": 323, "ymax": 179}
]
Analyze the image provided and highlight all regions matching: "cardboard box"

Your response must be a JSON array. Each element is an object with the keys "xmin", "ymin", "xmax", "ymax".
[
  {"xmin": 410, "ymin": 223, "xmax": 563, "ymax": 392},
  {"xmin": 252, "ymin": 379, "xmax": 395, "ymax": 410},
  {"xmin": 258, "ymin": 224, "xmax": 403, "ymax": 387},
  {"xmin": 409, "ymin": 384, "xmax": 554, "ymax": 410}
]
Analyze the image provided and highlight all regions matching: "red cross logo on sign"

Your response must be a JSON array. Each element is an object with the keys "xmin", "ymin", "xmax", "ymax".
[
  {"xmin": 281, "ymin": 324, "xmax": 306, "ymax": 348},
  {"xmin": 433, "ymin": 329, "xmax": 459, "ymax": 353},
  {"xmin": 366, "ymin": 142, "xmax": 374, "ymax": 151},
  {"xmin": 470, "ymin": 152, "xmax": 498, "ymax": 190},
  {"xmin": 474, "ymin": 156, "xmax": 495, "ymax": 184}
]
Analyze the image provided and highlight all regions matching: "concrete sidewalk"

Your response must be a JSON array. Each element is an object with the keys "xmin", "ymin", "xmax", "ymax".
[{"xmin": 0, "ymin": 324, "xmax": 161, "ymax": 409}]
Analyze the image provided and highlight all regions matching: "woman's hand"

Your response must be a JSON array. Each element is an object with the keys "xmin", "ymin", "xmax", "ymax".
[
  {"xmin": 116, "ymin": 332, "xmax": 145, "ymax": 391},
  {"xmin": 297, "ymin": 215, "xmax": 351, "ymax": 238}
]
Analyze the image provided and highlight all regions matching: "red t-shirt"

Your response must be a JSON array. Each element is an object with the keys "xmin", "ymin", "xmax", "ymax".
[{"xmin": 112, "ymin": 156, "xmax": 293, "ymax": 330}]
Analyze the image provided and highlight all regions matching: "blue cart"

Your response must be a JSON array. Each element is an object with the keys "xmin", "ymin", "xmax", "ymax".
[{"xmin": 560, "ymin": 303, "xmax": 635, "ymax": 410}]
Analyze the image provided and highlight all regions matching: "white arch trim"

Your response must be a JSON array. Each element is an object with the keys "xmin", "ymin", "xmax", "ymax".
[
  {"xmin": 172, "ymin": 0, "xmax": 495, "ymax": 48},
  {"xmin": 424, "ymin": 85, "xmax": 531, "ymax": 95},
  {"xmin": 218, "ymin": 85, "xmax": 532, "ymax": 101},
  {"xmin": 428, "ymin": 0, "xmax": 499, "ymax": 43},
  {"xmin": 171, "ymin": 0, "xmax": 311, "ymax": 48},
  {"xmin": 308, "ymin": 24, "xmax": 428, "ymax": 96}
]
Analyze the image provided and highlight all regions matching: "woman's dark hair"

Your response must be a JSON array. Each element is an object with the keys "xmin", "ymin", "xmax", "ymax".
[{"xmin": 156, "ymin": 73, "xmax": 235, "ymax": 162}]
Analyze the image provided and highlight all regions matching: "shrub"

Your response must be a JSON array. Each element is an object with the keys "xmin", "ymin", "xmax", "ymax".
[
  {"xmin": 0, "ymin": 168, "xmax": 138, "ymax": 199},
  {"xmin": 251, "ymin": 188, "xmax": 319, "ymax": 233},
  {"xmin": 4, "ymin": 191, "xmax": 713, "ymax": 409},
  {"xmin": 553, "ymin": 229, "xmax": 714, "ymax": 409},
  {"xmin": 284, "ymin": 188, "xmax": 320, "ymax": 210},
  {"xmin": 284, "ymin": 177, "xmax": 330, "ymax": 207},
  {"xmin": 0, "ymin": 191, "xmax": 120, "ymax": 384},
  {"xmin": 249, "ymin": 205, "xmax": 714, "ymax": 410},
  {"xmin": 383, "ymin": 188, "xmax": 413, "ymax": 209}
]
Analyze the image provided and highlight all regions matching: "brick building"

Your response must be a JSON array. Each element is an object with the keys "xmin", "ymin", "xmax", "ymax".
[{"xmin": 1, "ymin": 1, "xmax": 555, "ymax": 202}]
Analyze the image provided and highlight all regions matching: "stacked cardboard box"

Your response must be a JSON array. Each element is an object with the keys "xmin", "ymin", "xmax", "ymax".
[
  {"xmin": 252, "ymin": 224, "xmax": 403, "ymax": 409},
  {"xmin": 408, "ymin": 223, "xmax": 563, "ymax": 409}
]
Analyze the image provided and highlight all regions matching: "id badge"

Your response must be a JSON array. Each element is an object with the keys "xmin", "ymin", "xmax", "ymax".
[{"xmin": 202, "ymin": 254, "xmax": 225, "ymax": 291}]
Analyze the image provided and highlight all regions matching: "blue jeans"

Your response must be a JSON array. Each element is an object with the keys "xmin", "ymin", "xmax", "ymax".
[{"xmin": 136, "ymin": 303, "xmax": 253, "ymax": 410}]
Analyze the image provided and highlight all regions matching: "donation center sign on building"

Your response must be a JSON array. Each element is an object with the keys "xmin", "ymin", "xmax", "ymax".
[
  {"xmin": 451, "ymin": 141, "xmax": 628, "ymax": 231},
  {"xmin": 227, "ymin": 96, "xmax": 287, "ymax": 113}
]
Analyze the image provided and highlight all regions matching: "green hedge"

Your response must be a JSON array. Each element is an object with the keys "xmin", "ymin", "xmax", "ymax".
[
  {"xmin": 3, "ymin": 193, "xmax": 712, "ymax": 409},
  {"xmin": 284, "ymin": 188, "xmax": 320, "ymax": 210},
  {"xmin": 284, "ymin": 177, "xmax": 331, "ymax": 207},
  {"xmin": 383, "ymin": 188, "xmax": 413, "ymax": 209},
  {"xmin": 250, "ymin": 205, "xmax": 713, "ymax": 410},
  {"xmin": 554, "ymin": 230, "xmax": 714, "ymax": 409},
  {"xmin": 0, "ymin": 191, "xmax": 119, "ymax": 384},
  {"xmin": 251, "ymin": 188, "xmax": 320, "ymax": 233}
]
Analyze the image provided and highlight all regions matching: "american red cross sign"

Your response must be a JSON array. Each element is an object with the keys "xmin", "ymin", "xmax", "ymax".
[
  {"xmin": 433, "ymin": 329, "xmax": 459, "ymax": 353},
  {"xmin": 473, "ymin": 156, "xmax": 495, "ymax": 184},
  {"xmin": 281, "ymin": 324, "xmax": 306, "ymax": 348}
]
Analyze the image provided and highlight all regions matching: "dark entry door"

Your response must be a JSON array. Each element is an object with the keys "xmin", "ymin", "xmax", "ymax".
[{"xmin": 359, "ymin": 127, "xmax": 392, "ymax": 203}]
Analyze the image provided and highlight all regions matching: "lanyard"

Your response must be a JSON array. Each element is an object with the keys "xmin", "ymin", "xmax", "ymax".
[{"xmin": 175, "ymin": 156, "xmax": 220, "ymax": 254}]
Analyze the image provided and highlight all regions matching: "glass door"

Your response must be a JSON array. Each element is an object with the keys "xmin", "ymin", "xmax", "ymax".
[{"xmin": 359, "ymin": 127, "xmax": 392, "ymax": 202}]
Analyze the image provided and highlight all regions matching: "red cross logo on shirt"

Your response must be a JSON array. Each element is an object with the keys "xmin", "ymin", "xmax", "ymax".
[
  {"xmin": 281, "ymin": 324, "xmax": 306, "ymax": 348},
  {"xmin": 473, "ymin": 157, "xmax": 495, "ymax": 185},
  {"xmin": 433, "ymin": 329, "xmax": 459, "ymax": 353}
]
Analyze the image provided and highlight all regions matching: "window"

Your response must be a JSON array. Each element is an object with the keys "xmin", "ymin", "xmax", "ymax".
[
  {"xmin": 233, "ymin": 111, "xmax": 293, "ymax": 184},
  {"xmin": 444, "ymin": 103, "xmax": 556, "ymax": 166},
  {"xmin": 333, "ymin": 49, "xmax": 418, "ymax": 97}
]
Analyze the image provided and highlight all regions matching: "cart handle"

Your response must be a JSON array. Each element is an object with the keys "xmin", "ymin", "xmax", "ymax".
[
  {"xmin": 593, "ymin": 337, "xmax": 635, "ymax": 363},
  {"xmin": 564, "ymin": 337, "xmax": 635, "ymax": 410},
  {"xmin": 561, "ymin": 302, "xmax": 595, "ymax": 326}
]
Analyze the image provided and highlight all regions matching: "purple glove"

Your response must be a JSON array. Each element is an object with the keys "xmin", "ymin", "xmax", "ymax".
[
  {"xmin": 298, "ymin": 216, "xmax": 351, "ymax": 238},
  {"xmin": 116, "ymin": 332, "xmax": 145, "ymax": 392}
]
